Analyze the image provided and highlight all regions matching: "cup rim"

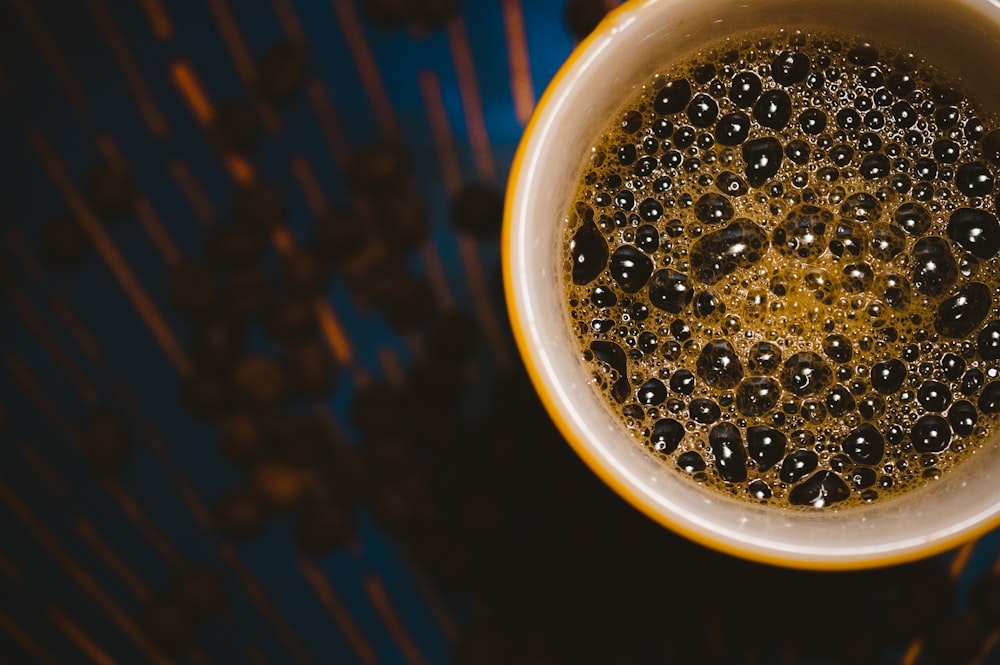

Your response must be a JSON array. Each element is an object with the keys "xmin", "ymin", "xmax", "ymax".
[{"xmin": 502, "ymin": 0, "xmax": 1000, "ymax": 569}]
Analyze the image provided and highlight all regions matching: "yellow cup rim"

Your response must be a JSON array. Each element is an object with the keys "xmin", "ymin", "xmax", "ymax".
[{"xmin": 501, "ymin": 0, "xmax": 1000, "ymax": 570}]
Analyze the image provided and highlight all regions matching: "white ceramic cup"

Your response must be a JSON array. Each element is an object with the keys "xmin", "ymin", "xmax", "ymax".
[{"xmin": 504, "ymin": 0, "xmax": 1000, "ymax": 568}]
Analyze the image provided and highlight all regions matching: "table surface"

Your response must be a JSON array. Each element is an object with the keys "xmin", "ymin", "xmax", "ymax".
[{"xmin": 2, "ymin": 1, "xmax": 1000, "ymax": 664}]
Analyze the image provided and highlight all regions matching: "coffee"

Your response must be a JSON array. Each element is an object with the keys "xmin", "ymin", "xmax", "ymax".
[{"xmin": 563, "ymin": 28, "xmax": 1000, "ymax": 508}]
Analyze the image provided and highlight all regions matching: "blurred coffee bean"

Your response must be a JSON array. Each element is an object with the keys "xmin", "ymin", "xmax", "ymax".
[
  {"xmin": 428, "ymin": 309, "xmax": 479, "ymax": 366},
  {"xmin": 217, "ymin": 412, "xmax": 268, "ymax": 467},
  {"xmin": 232, "ymin": 355, "xmax": 289, "ymax": 409},
  {"xmin": 350, "ymin": 381, "xmax": 406, "ymax": 436},
  {"xmin": 38, "ymin": 213, "xmax": 91, "ymax": 271},
  {"xmin": 265, "ymin": 413, "xmax": 330, "ymax": 466},
  {"xmin": 361, "ymin": 0, "xmax": 413, "ymax": 26},
  {"xmin": 346, "ymin": 142, "xmax": 409, "ymax": 195},
  {"xmin": 231, "ymin": 182, "xmax": 286, "ymax": 230},
  {"xmin": 213, "ymin": 486, "xmax": 267, "ymax": 541},
  {"xmin": 345, "ymin": 248, "xmax": 405, "ymax": 303},
  {"xmin": 169, "ymin": 563, "xmax": 229, "ymax": 623},
  {"xmin": 368, "ymin": 471, "xmax": 431, "ymax": 533},
  {"xmin": 294, "ymin": 500, "xmax": 355, "ymax": 555},
  {"xmin": 382, "ymin": 274, "xmax": 437, "ymax": 331},
  {"xmin": 225, "ymin": 269, "xmax": 271, "ymax": 319},
  {"xmin": 206, "ymin": 221, "xmax": 267, "ymax": 270},
  {"xmin": 138, "ymin": 593, "xmax": 195, "ymax": 656},
  {"xmin": 312, "ymin": 206, "xmax": 367, "ymax": 264},
  {"xmin": 365, "ymin": 435, "xmax": 416, "ymax": 472},
  {"xmin": 209, "ymin": 97, "xmax": 261, "ymax": 155},
  {"xmin": 83, "ymin": 162, "xmax": 138, "ymax": 220},
  {"xmin": 375, "ymin": 189, "xmax": 431, "ymax": 251},
  {"xmin": 282, "ymin": 341, "xmax": 338, "ymax": 401},
  {"xmin": 970, "ymin": 572, "xmax": 1000, "ymax": 626},
  {"xmin": 452, "ymin": 625, "xmax": 506, "ymax": 665},
  {"xmin": 167, "ymin": 259, "xmax": 220, "ymax": 320},
  {"xmin": 922, "ymin": 617, "xmax": 979, "ymax": 663},
  {"xmin": 414, "ymin": 0, "xmax": 459, "ymax": 28},
  {"xmin": 255, "ymin": 41, "xmax": 310, "ymax": 105},
  {"xmin": 248, "ymin": 461, "xmax": 313, "ymax": 514},
  {"xmin": 324, "ymin": 444, "xmax": 369, "ymax": 503},
  {"xmin": 189, "ymin": 314, "xmax": 246, "ymax": 369},
  {"xmin": 450, "ymin": 181, "xmax": 504, "ymax": 239},
  {"xmin": 79, "ymin": 407, "xmax": 131, "ymax": 475},
  {"xmin": 279, "ymin": 249, "xmax": 331, "ymax": 297},
  {"xmin": 180, "ymin": 372, "xmax": 231, "ymax": 421},
  {"xmin": 263, "ymin": 298, "xmax": 318, "ymax": 343},
  {"xmin": 564, "ymin": 0, "xmax": 610, "ymax": 42}
]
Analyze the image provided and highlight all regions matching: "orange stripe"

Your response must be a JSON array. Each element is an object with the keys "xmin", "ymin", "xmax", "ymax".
[
  {"xmin": 7, "ymin": 288, "xmax": 100, "ymax": 405},
  {"xmin": 268, "ymin": 224, "xmax": 354, "ymax": 369},
  {"xmin": 0, "ymin": 551, "xmax": 21, "ymax": 582},
  {"xmin": 226, "ymin": 154, "xmax": 256, "ymax": 183},
  {"xmin": 168, "ymin": 160, "xmax": 217, "ymax": 226},
  {"xmin": 48, "ymin": 294, "xmax": 104, "ymax": 362},
  {"xmin": 404, "ymin": 562, "xmax": 460, "ymax": 644},
  {"xmin": 218, "ymin": 544, "xmax": 319, "ymax": 665},
  {"xmin": 949, "ymin": 540, "xmax": 976, "ymax": 578},
  {"xmin": 297, "ymin": 559, "xmax": 378, "ymax": 665},
  {"xmin": 170, "ymin": 60, "xmax": 213, "ymax": 124},
  {"xmin": 418, "ymin": 71, "xmax": 462, "ymax": 193},
  {"xmin": 901, "ymin": 639, "xmax": 922, "ymax": 665},
  {"xmin": 364, "ymin": 576, "xmax": 428, "ymax": 665},
  {"xmin": 102, "ymin": 478, "xmax": 181, "ymax": 565},
  {"xmin": 418, "ymin": 244, "xmax": 455, "ymax": 311},
  {"xmin": 268, "ymin": 0, "xmax": 307, "ymax": 40},
  {"xmin": 132, "ymin": 411, "xmax": 171, "ymax": 460},
  {"xmin": 247, "ymin": 648, "xmax": 271, "ymax": 665},
  {"xmin": 316, "ymin": 302, "xmax": 353, "ymax": 365},
  {"xmin": 5, "ymin": 230, "xmax": 43, "ymax": 280},
  {"xmin": 173, "ymin": 477, "xmax": 214, "ymax": 533},
  {"xmin": 85, "ymin": 0, "xmax": 168, "ymax": 138},
  {"xmin": 205, "ymin": 0, "xmax": 281, "ymax": 134},
  {"xmin": 457, "ymin": 236, "xmax": 513, "ymax": 372},
  {"xmin": 27, "ymin": 132, "xmax": 191, "ymax": 375},
  {"xmin": 378, "ymin": 347, "xmax": 406, "ymax": 388},
  {"xmin": 0, "ymin": 610, "xmax": 59, "ymax": 665},
  {"xmin": 206, "ymin": 0, "xmax": 256, "ymax": 82},
  {"xmin": 3, "ymin": 353, "xmax": 78, "ymax": 442},
  {"xmin": 972, "ymin": 631, "xmax": 1000, "ymax": 665},
  {"xmin": 271, "ymin": 226, "xmax": 296, "ymax": 254},
  {"xmin": 75, "ymin": 517, "xmax": 151, "ymax": 600},
  {"xmin": 21, "ymin": 443, "xmax": 68, "ymax": 498},
  {"xmin": 0, "ymin": 480, "xmax": 172, "ymax": 665},
  {"xmin": 447, "ymin": 19, "xmax": 496, "ymax": 181},
  {"xmin": 306, "ymin": 80, "xmax": 351, "ymax": 167},
  {"xmin": 291, "ymin": 156, "xmax": 329, "ymax": 215},
  {"xmin": 8, "ymin": 0, "xmax": 87, "ymax": 110},
  {"xmin": 138, "ymin": 0, "xmax": 173, "ymax": 40},
  {"xmin": 502, "ymin": 0, "xmax": 535, "ymax": 126},
  {"xmin": 48, "ymin": 606, "xmax": 121, "ymax": 665},
  {"xmin": 330, "ymin": 0, "xmax": 399, "ymax": 139},
  {"xmin": 96, "ymin": 134, "xmax": 182, "ymax": 264}
]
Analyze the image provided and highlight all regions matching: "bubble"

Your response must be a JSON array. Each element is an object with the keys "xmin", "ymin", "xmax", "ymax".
[
  {"xmin": 654, "ymin": 78, "xmax": 692, "ymax": 115},
  {"xmin": 570, "ymin": 222, "xmax": 608, "ymax": 285}
]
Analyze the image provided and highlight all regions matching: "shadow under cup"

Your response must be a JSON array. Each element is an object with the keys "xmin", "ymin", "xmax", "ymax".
[{"xmin": 504, "ymin": 0, "xmax": 1000, "ymax": 568}]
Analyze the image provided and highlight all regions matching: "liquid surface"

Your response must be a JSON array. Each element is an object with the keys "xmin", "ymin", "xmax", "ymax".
[{"xmin": 563, "ymin": 29, "xmax": 1000, "ymax": 508}]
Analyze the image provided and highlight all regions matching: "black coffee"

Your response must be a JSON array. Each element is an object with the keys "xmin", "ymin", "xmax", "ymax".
[{"xmin": 564, "ymin": 28, "xmax": 1000, "ymax": 508}]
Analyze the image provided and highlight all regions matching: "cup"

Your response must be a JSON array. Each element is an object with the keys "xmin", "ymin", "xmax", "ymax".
[{"xmin": 503, "ymin": 0, "xmax": 1000, "ymax": 568}]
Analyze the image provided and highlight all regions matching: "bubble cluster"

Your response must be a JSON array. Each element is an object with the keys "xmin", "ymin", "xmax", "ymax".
[{"xmin": 564, "ymin": 29, "xmax": 1000, "ymax": 508}]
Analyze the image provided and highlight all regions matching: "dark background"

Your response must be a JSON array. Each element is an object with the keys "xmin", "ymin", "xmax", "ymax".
[{"xmin": 2, "ymin": 0, "xmax": 1000, "ymax": 663}]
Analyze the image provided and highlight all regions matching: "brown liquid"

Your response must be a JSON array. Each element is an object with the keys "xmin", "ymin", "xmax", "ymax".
[{"xmin": 563, "ymin": 29, "xmax": 1000, "ymax": 508}]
